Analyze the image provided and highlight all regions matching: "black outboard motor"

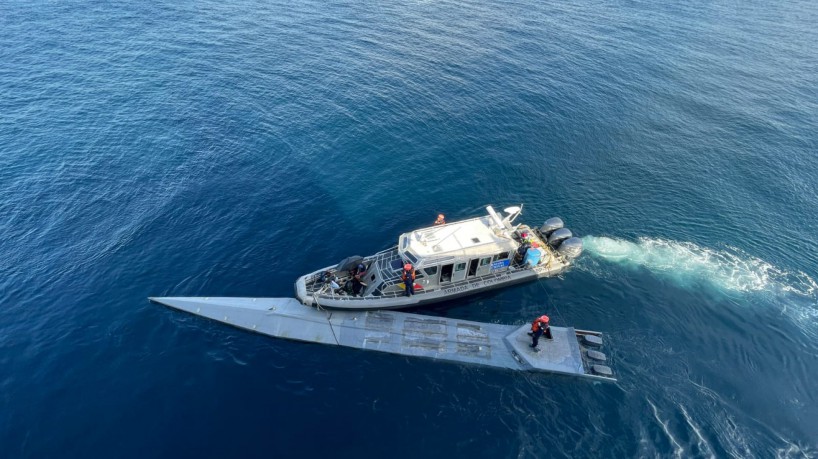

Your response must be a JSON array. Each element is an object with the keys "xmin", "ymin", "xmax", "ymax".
[
  {"xmin": 540, "ymin": 217, "xmax": 564, "ymax": 238},
  {"xmin": 547, "ymin": 228, "xmax": 572, "ymax": 247}
]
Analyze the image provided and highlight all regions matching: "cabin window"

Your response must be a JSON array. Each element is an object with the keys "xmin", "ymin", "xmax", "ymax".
[
  {"xmin": 479, "ymin": 257, "xmax": 491, "ymax": 266},
  {"xmin": 405, "ymin": 251, "xmax": 418, "ymax": 264},
  {"xmin": 423, "ymin": 266, "xmax": 438, "ymax": 276},
  {"xmin": 455, "ymin": 263, "xmax": 466, "ymax": 272},
  {"xmin": 440, "ymin": 264, "xmax": 453, "ymax": 282},
  {"xmin": 492, "ymin": 252, "xmax": 509, "ymax": 262},
  {"xmin": 468, "ymin": 259, "xmax": 479, "ymax": 276}
]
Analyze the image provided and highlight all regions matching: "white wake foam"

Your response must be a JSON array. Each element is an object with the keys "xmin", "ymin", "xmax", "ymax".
[{"xmin": 581, "ymin": 236, "xmax": 817, "ymax": 297}]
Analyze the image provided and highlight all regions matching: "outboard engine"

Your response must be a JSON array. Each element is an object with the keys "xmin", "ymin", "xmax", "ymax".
[
  {"xmin": 557, "ymin": 237, "xmax": 583, "ymax": 258},
  {"xmin": 540, "ymin": 217, "xmax": 564, "ymax": 237},
  {"xmin": 547, "ymin": 228, "xmax": 572, "ymax": 247}
]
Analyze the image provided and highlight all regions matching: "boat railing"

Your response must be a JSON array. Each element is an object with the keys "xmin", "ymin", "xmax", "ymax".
[
  {"xmin": 307, "ymin": 247, "xmax": 404, "ymax": 299},
  {"xmin": 364, "ymin": 247, "xmax": 403, "ymax": 297},
  {"xmin": 307, "ymin": 241, "xmax": 570, "ymax": 300},
  {"xmin": 372, "ymin": 246, "xmax": 399, "ymax": 257}
]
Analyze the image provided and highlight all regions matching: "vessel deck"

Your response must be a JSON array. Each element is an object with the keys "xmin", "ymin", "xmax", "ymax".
[{"xmin": 150, "ymin": 297, "xmax": 614, "ymax": 381}]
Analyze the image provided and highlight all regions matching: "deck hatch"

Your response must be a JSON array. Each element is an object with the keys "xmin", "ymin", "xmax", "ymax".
[
  {"xmin": 456, "ymin": 323, "xmax": 489, "ymax": 344},
  {"xmin": 366, "ymin": 312, "xmax": 395, "ymax": 331},
  {"xmin": 402, "ymin": 336, "xmax": 445, "ymax": 352},
  {"xmin": 456, "ymin": 342, "xmax": 491, "ymax": 359},
  {"xmin": 363, "ymin": 331, "xmax": 392, "ymax": 346},
  {"xmin": 403, "ymin": 317, "xmax": 447, "ymax": 336}
]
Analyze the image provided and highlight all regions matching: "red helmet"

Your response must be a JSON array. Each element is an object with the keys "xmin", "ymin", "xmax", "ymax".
[
  {"xmin": 538, "ymin": 315, "xmax": 550, "ymax": 323},
  {"xmin": 404, "ymin": 263, "xmax": 412, "ymax": 271}
]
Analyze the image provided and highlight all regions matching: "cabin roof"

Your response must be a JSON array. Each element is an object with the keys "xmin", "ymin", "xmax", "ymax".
[{"xmin": 399, "ymin": 216, "xmax": 518, "ymax": 263}]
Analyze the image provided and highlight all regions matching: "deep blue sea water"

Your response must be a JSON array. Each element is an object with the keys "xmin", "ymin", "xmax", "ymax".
[{"xmin": 2, "ymin": 0, "xmax": 817, "ymax": 457}]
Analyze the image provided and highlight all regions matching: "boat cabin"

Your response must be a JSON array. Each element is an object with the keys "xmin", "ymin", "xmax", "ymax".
[
  {"xmin": 391, "ymin": 207, "xmax": 522, "ymax": 289},
  {"xmin": 295, "ymin": 204, "xmax": 576, "ymax": 308}
]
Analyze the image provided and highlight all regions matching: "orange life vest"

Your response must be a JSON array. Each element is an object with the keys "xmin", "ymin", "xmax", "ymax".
[
  {"xmin": 402, "ymin": 269, "xmax": 415, "ymax": 281},
  {"xmin": 531, "ymin": 315, "xmax": 550, "ymax": 332}
]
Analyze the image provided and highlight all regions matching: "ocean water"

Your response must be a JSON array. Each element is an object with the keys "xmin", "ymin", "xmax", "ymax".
[{"xmin": 2, "ymin": 0, "xmax": 817, "ymax": 457}]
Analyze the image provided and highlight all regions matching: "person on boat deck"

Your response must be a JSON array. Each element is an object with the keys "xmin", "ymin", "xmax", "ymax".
[
  {"xmin": 351, "ymin": 274, "xmax": 367, "ymax": 296},
  {"xmin": 516, "ymin": 240, "xmax": 531, "ymax": 262},
  {"xmin": 402, "ymin": 263, "xmax": 416, "ymax": 296},
  {"xmin": 354, "ymin": 263, "xmax": 366, "ymax": 277},
  {"xmin": 529, "ymin": 315, "xmax": 551, "ymax": 350},
  {"xmin": 319, "ymin": 270, "xmax": 332, "ymax": 283},
  {"xmin": 434, "ymin": 214, "xmax": 445, "ymax": 225}
]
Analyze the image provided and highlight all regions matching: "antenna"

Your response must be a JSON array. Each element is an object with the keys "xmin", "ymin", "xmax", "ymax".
[
  {"xmin": 486, "ymin": 206, "xmax": 505, "ymax": 228},
  {"xmin": 502, "ymin": 205, "xmax": 523, "ymax": 227}
]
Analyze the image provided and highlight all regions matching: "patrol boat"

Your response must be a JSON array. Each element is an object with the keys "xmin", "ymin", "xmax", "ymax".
[
  {"xmin": 150, "ymin": 296, "xmax": 615, "ymax": 381},
  {"xmin": 295, "ymin": 205, "xmax": 583, "ymax": 310}
]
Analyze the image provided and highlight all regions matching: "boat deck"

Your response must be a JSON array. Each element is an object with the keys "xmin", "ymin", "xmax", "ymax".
[{"xmin": 151, "ymin": 296, "xmax": 615, "ymax": 381}]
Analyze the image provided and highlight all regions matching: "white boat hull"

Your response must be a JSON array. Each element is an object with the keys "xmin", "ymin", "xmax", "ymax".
[{"xmin": 295, "ymin": 262, "xmax": 566, "ymax": 310}]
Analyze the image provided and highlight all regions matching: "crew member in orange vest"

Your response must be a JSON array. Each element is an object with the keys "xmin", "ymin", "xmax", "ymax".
[
  {"xmin": 529, "ymin": 315, "xmax": 551, "ymax": 351},
  {"xmin": 402, "ymin": 263, "xmax": 416, "ymax": 296}
]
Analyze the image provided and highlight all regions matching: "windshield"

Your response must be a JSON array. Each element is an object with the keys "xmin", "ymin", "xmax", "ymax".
[{"xmin": 405, "ymin": 251, "xmax": 418, "ymax": 264}]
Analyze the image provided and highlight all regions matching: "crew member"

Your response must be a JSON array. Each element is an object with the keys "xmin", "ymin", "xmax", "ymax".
[
  {"xmin": 319, "ymin": 270, "xmax": 332, "ymax": 283},
  {"xmin": 352, "ymin": 274, "xmax": 367, "ymax": 297},
  {"xmin": 529, "ymin": 315, "xmax": 550, "ymax": 351},
  {"xmin": 434, "ymin": 214, "xmax": 445, "ymax": 225},
  {"xmin": 402, "ymin": 263, "xmax": 416, "ymax": 296},
  {"xmin": 515, "ymin": 240, "xmax": 531, "ymax": 263}
]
